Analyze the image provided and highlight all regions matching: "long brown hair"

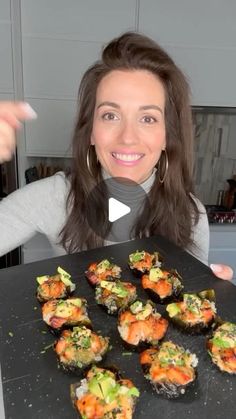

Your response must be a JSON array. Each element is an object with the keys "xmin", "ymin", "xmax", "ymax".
[{"xmin": 60, "ymin": 31, "xmax": 199, "ymax": 252}]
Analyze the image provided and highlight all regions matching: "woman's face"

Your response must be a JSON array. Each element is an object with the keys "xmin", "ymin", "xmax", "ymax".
[{"xmin": 91, "ymin": 69, "xmax": 166, "ymax": 184}]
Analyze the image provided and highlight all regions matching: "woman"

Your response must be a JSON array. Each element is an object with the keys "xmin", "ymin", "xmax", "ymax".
[{"xmin": 0, "ymin": 32, "xmax": 232, "ymax": 280}]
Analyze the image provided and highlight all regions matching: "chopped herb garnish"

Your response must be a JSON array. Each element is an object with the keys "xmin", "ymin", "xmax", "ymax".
[
  {"xmin": 41, "ymin": 342, "xmax": 54, "ymax": 353},
  {"xmin": 80, "ymin": 337, "xmax": 91, "ymax": 349},
  {"xmin": 77, "ymin": 361, "xmax": 83, "ymax": 368}
]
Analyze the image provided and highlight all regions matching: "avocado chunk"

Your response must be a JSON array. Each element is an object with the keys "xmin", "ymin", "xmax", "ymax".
[
  {"xmin": 136, "ymin": 304, "xmax": 152, "ymax": 320},
  {"xmin": 166, "ymin": 303, "xmax": 181, "ymax": 318},
  {"xmin": 36, "ymin": 275, "xmax": 49, "ymax": 285},
  {"xmin": 149, "ymin": 267, "xmax": 163, "ymax": 282},
  {"xmin": 100, "ymin": 281, "xmax": 128, "ymax": 298},
  {"xmin": 97, "ymin": 259, "xmax": 111, "ymax": 273},
  {"xmin": 130, "ymin": 300, "xmax": 143, "ymax": 314},
  {"xmin": 69, "ymin": 298, "xmax": 82, "ymax": 307},
  {"xmin": 88, "ymin": 375, "xmax": 116, "ymax": 400},
  {"xmin": 57, "ymin": 266, "xmax": 76, "ymax": 291},
  {"xmin": 129, "ymin": 251, "xmax": 145, "ymax": 263}
]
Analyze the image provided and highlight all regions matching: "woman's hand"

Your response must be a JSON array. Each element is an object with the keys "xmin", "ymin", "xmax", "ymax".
[
  {"xmin": 210, "ymin": 263, "xmax": 234, "ymax": 281},
  {"xmin": 0, "ymin": 101, "xmax": 37, "ymax": 163}
]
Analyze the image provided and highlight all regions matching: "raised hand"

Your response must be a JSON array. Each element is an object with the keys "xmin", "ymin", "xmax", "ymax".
[
  {"xmin": 0, "ymin": 101, "xmax": 37, "ymax": 163},
  {"xmin": 210, "ymin": 263, "xmax": 234, "ymax": 281}
]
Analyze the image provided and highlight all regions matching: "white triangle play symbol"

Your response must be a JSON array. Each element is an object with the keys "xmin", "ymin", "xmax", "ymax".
[{"xmin": 108, "ymin": 197, "xmax": 131, "ymax": 222}]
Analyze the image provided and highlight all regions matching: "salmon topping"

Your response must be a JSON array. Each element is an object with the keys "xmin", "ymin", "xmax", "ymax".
[
  {"xmin": 142, "ymin": 275, "xmax": 172, "ymax": 298},
  {"xmin": 208, "ymin": 322, "xmax": 236, "ymax": 374},
  {"xmin": 129, "ymin": 251, "xmax": 162, "ymax": 272},
  {"xmin": 42, "ymin": 298, "xmax": 91, "ymax": 329},
  {"xmin": 86, "ymin": 259, "xmax": 121, "ymax": 285},
  {"xmin": 55, "ymin": 326, "xmax": 109, "ymax": 367},
  {"xmin": 140, "ymin": 342, "xmax": 197, "ymax": 386},
  {"xmin": 73, "ymin": 366, "xmax": 139, "ymax": 419},
  {"xmin": 118, "ymin": 301, "xmax": 168, "ymax": 345}
]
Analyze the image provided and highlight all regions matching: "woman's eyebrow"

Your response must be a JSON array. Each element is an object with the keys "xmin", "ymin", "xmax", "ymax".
[
  {"xmin": 96, "ymin": 102, "xmax": 163, "ymax": 114},
  {"xmin": 97, "ymin": 101, "xmax": 120, "ymax": 109},
  {"xmin": 139, "ymin": 105, "xmax": 163, "ymax": 114}
]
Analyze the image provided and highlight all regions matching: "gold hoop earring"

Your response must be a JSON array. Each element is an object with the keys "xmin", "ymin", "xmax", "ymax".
[
  {"xmin": 86, "ymin": 145, "xmax": 98, "ymax": 177},
  {"xmin": 158, "ymin": 149, "xmax": 168, "ymax": 184}
]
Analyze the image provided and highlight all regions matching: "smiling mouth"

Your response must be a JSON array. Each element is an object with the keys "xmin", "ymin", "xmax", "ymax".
[{"xmin": 111, "ymin": 152, "xmax": 144, "ymax": 162}]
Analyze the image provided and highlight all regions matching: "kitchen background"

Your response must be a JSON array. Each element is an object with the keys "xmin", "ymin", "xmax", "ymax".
[{"xmin": 193, "ymin": 108, "xmax": 236, "ymax": 206}]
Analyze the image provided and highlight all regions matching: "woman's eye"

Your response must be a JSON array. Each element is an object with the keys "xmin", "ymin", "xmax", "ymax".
[
  {"xmin": 102, "ymin": 112, "xmax": 119, "ymax": 121},
  {"xmin": 141, "ymin": 115, "xmax": 157, "ymax": 124}
]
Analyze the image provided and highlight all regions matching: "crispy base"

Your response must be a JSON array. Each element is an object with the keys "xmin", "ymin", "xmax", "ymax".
[
  {"xmin": 144, "ymin": 287, "xmax": 182, "ymax": 305},
  {"xmin": 208, "ymin": 351, "xmax": 236, "ymax": 375},
  {"xmin": 151, "ymin": 379, "xmax": 196, "ymax": 399},
  {"xmin": 142, "ymin": 364, "xmax": 197, "ymax": 398},
  {"xmin": 56, "ymin": 353, "xmax": 107, "ymax": 375},
  {"xmin": 170, "ymin": 316, "xmax": 215, "ymax": 335},
  {"xmin": 120, "ymin": 337, "xmax": 161, "ymax": 353}
]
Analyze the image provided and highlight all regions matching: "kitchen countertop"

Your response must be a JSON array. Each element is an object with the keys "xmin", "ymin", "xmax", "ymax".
[{"xmin": 209, "ymin": 223, "xmax": 236, "ymax": 231}]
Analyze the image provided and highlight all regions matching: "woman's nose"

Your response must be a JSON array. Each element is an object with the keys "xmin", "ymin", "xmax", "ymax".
[{"xmin": 118, "ymin": 120, "xmax": 139, "ymax": 145}]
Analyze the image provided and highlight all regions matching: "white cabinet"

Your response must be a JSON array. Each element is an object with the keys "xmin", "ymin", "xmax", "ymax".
[
  {"xmin": 24, "ymin": 99, "xmax": 76, "ymax": 157},
  {"xmin": 209, "ymin": 225, "xmax": 236, "ymax": 284},
  {"xmin": 0, "ymin": 0, "xmax": 13, "ymax": 95},
  {"xmin": 138, "ymin": 0, "xmax": 236, "ymax": 107},
  {"xmin": 20, "ymin": 0, "xmax": 138, "ymax": 157},
  {"xmin": 226, "ymin": 116, "xmax": 236, "ymax": 159},
  {"xmin": 21, "ymin": 0, "xmax": 137, "ymax": 41}
]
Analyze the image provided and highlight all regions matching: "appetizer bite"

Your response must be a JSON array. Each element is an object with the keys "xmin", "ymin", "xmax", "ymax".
[
  {"xmin": 141, "ymin": 267, "xmax": 183, "ymax": 304},
  {"xmin": 140, "ymin": 341, "xmax": 198, "ymax": 398},
  {"xmin": 95, "ymin": 280, "xmax": 137, "ymax": 315},
  {"xmin": 118, "ymin": 299, "xmax": 168, "ymax": 350},
  {"xmin": 42, "ymin": 297, "xmax": 91, "ymax": 334},
  {"xmin": 207, "ymin": 321, "xmax": 236, "ymax": 374},
  {"xmin": 85, "ymin": 259, "xmax": 121, "ymax": 287},
  {"xmin": 166, "ymin": 289, "xmax": 216, "ymax": 334},
  {"xmin": 54, "ymin": 326, "xmax": 109, "ymax": 373},
  {"xmin": 71, "ymin": 366, "xmax": 139, "ymax": 418},
  {"xmin": 128, "ymin": 250, "xmax": 163, "ymax": 277},
  {"xmin": 36, "ymin": 266, "xmax": 75, "ymax": 303}
]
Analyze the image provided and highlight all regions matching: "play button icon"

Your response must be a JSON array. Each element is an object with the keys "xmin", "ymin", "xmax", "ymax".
[
  {"xmin": 108, "ymin": 198, "xmax": 131, "ymax": 222},
  {"xmin": 86, "ymin": 176, "xmax": 150, "ymax": 242}
]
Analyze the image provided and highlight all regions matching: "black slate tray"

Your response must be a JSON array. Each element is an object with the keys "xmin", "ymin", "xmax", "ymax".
[{"xmin": 0, "ymin": 235, "xmax": 236, "ymax": 419}]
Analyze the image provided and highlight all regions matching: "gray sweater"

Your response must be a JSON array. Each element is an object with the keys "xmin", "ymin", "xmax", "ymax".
[{"xmin": 0, "ymin": 171, "xmax": 209, "ymax": 264}]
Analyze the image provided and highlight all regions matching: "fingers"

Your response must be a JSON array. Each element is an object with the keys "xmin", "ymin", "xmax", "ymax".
[
  {"xmin": 0, "ymin": 101, "xmax": 37, "ymax": 163},
  {"xmin": 0, "ymin": 120, "xmax": 16, "ymax": 163},
  {"xmin": 0, "ymin": 102, "xmax": 37, "ymax": 129},
  {"xmin": 210, "ymin": 263, "xmax": 234, "ymax": 281}
]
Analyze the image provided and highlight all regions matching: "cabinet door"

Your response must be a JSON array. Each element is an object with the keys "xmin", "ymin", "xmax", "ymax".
[
  {"xmin": 225, "ymin": 115, "xmax": 236, "ymax": 159},
  {"xmin": 0, "ymin": 11, "xmax": 13, "ymax": 94},
  {"xmin": 21, "ymin": 0, "xmax": 137, "ymax": 42},
  {"xmin": 21, "ymin": 0, "xmax": 137, "ymax": 156},
  {"xmin": 138, "ymin": 0, "xmax": 236, "ymax": 106}
]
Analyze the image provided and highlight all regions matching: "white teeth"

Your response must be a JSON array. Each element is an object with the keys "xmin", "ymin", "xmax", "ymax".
[{"xmin": 112, "ymin": 153, "xmax": 143, "ymax": 161}]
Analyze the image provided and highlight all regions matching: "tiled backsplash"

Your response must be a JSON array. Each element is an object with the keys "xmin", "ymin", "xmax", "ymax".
[{"xmin": 193, "ymin": 108, "xmax": 236, "ymax": 205}]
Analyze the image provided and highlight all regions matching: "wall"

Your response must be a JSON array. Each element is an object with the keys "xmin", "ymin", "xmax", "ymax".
[{"xmin": 138, "ymin": 0, "xmax": 236, "ymax": 106}]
